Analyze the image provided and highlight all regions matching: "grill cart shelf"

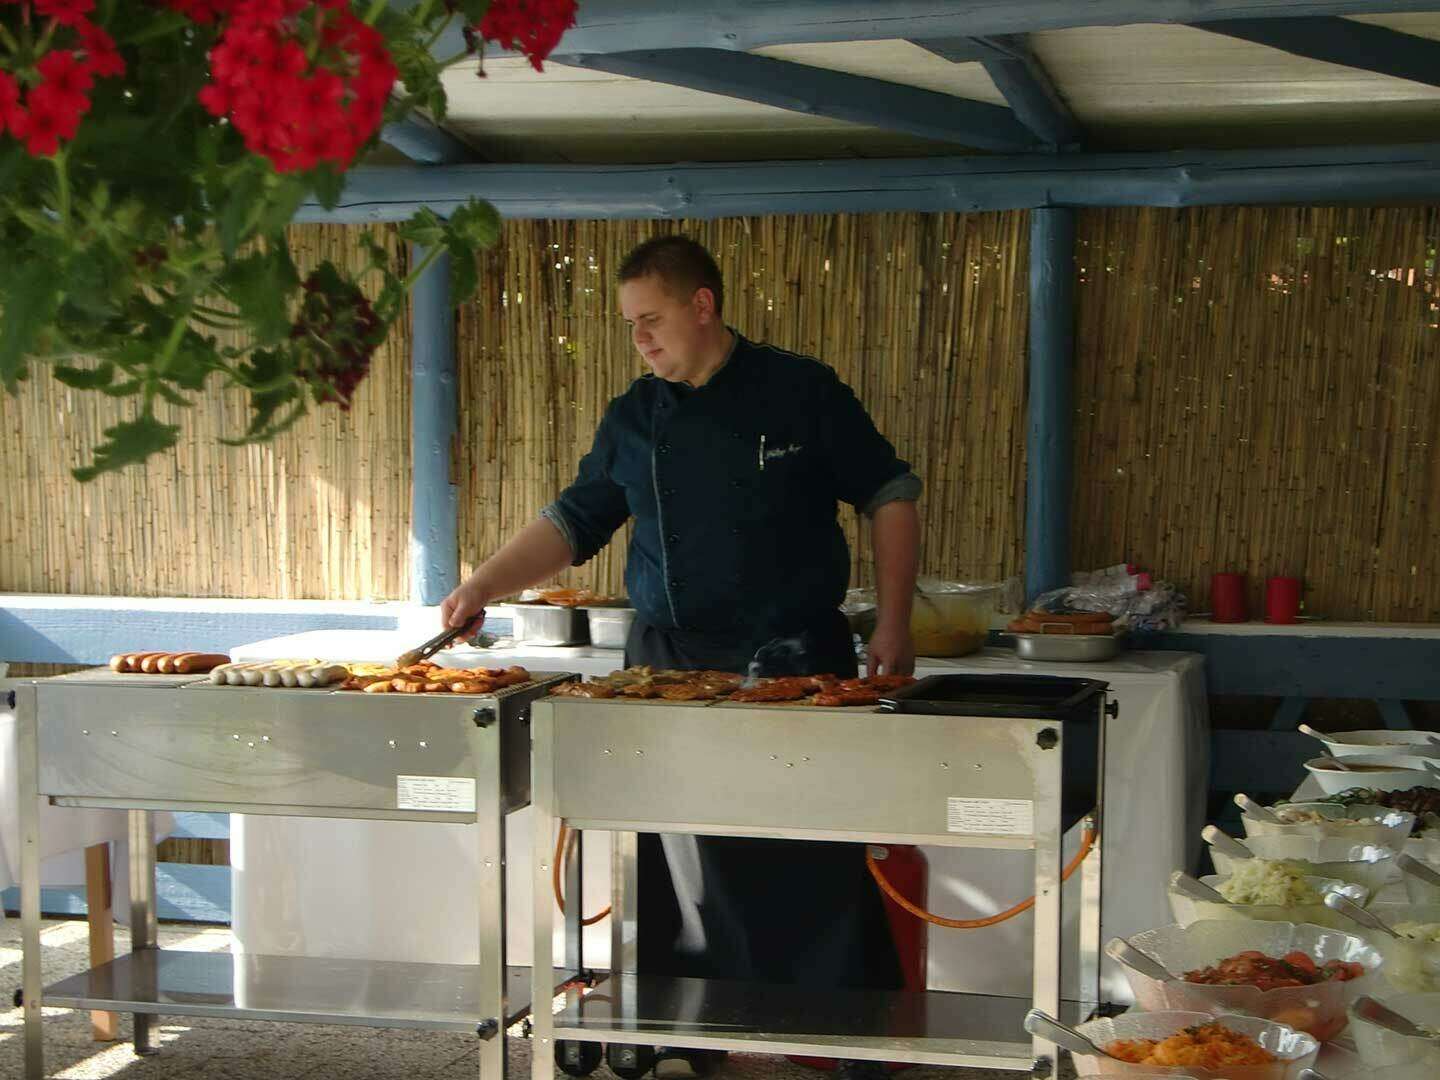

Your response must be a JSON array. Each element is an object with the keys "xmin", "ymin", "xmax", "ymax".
[
  {"xmin": 529, "ymin": 674, "xmax": 1113, "ymax": 1080},
  {"xmin": 16, "ymin": 668, "xmax": 577, "ymax": 1080}
]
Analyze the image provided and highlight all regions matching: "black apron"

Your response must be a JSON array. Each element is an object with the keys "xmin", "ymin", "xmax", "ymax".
[{"xmin": 626, "ymin": 612, "xmax": 903, "ymax": 991}]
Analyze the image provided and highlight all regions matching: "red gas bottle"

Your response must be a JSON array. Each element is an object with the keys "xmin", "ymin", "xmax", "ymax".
[{"xmin": 790, "ymin": 844, "xmax": 928, "ymax": 1072}]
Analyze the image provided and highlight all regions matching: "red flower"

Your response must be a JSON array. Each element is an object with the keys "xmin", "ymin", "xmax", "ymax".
[
  {"xmin": 200, "ymin": 0, "xmax": 398, "ymax": 173},
  {"xmin": 37, "ymin": 50, "xmax": 95, "ymax": 100},
  {"xmin": 11, "ymin": 92, "xmax": 83, "ymax": 156},
  {"xmin": 77, "ymin": 24, "xmax": 126, "ymax": 79},
  {"xmin": 34, "ymin": 0, "xmax": 94, "ymax": 28},
  {"xmin": 163, "ymin": 0, "xmax": 238, "ymax": 23},
  {"xmin": 478, "ymin": 0, "xmax": 578, "ymax": 72}
]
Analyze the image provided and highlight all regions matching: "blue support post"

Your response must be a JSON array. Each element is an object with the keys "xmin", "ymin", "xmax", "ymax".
[
  {"xmin": 409, "ymin": 243, "xmax": 460, "ymax": 606},
  {"xmin": 1025, "ymin": 207, "xmax": 1076, "ymax": 603}
]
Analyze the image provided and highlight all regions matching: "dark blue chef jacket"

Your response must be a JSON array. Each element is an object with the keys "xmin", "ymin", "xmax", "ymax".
[
  {"xmin": 542, "ymin": 332, "xmax": 920, "ymax": 640},
  {"xmin": 542, "ymin": 331, "xmax": 922, "ymax": 992}
]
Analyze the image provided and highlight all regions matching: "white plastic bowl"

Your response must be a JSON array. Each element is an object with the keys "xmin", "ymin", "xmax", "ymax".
[
  {"xmin": 1312, "ymin": 730, "xmax": 1440, "ymax": 759},
  {"xmin": 1209, "ymin": 841, "xmax": 1399, "ymax": 892},
  {"xmin": 1070, "ymin": 1010, "xmax": 1319, "ymax": 1080},
  {"xmin": 1118, "ymin": 921, "xmax": 1382, "ymax": 1042},
  {"xmin": 1168, "ymin": 874, "xmax": 1370, "ymax": 931},
  {"xmin": 1243, "ymin": 803, "xmax": 1416, "ymax": 850},
  {"xmin": 1349, "ymin": 991, "xmax": 1440, "ymax": 1068},
  {"xmin": 1401, "ymin": 856, "xmax": 1440, "ymax": 905},
  {"xmin": 1303, "ymin": 755, "xmax": 1439, "ymax": 796}
]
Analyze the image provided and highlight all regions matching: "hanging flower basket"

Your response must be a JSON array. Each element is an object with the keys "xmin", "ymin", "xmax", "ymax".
[{"xmin": 0, "ymin": 0, "xmax": 577, "ymax": 479}]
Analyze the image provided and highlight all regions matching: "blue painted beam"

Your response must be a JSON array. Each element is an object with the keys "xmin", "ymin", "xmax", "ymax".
[
  {"xmin": 424, "ymin": 1, "xmax": 1440, "ymax": 60},
  {"xmin": 293, "ymin": 142, "xmax": 1440, "ymax": 223},
  {"xmin": 1128, "ymin": 631, "xmax": 1440, "ymax": 699},
  {"xmin": 381, "ymin": 116, "xmax": 482, "ymax": 165},
  {"xmin": 977, "ymin": 35, "xmax": 1083, "ymax": 150},
  {"xmin": 1203, "ymin": 16, "xmax": 1440, "ymax": 90},
  {"xmin": 409, "ymin": 244, "xmax": 460, "ymax": 606},
  {"xmin": 1024, "ymin": 208, "xmax": 1076, "ymax": 603},
  {"xmin": 552, "ymin": 49, "xmax": 1038, "ymax": 152},
  {"xmin": 907, "ymin": 37, "xmax": 1016, "ymax": 64}
]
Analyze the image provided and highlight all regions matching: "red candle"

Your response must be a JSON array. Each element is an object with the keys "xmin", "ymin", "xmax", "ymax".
[
  {"xmin": 1210, "ymin": 572, "xmax": 1249, "ymax": 623},
  {"xmin": 1266, "ymin": 576, "xmax": 1302, "ymax": 624}
]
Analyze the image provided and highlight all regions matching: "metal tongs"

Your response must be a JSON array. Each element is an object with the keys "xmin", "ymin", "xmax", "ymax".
[{"xmin": 395, "ymin": 619, "xmax": 484, "ymax": 669}]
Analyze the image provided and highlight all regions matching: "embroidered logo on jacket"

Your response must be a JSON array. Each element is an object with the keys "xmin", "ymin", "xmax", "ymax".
[{"xmin": 763, "ymin": 443, "xmax": 803, "ymax": 461}]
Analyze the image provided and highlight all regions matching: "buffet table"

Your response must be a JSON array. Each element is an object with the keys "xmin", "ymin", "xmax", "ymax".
[{"xmin": 226, "ymin": 631, "xmax": 1206, "ymax": 1003}]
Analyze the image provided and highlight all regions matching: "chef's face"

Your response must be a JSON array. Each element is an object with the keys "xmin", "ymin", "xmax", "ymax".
[{"xmin": 620, "ymin": 273, "xmax": 719, "ymax": 383}]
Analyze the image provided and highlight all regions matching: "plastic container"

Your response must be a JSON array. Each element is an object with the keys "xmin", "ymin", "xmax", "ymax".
[
  {"xmin": 1381, "ymin": 930, "xmax": 1440, "ymax": 993},
  {"xmin": 1167, "ymin": 873, "xmax": 1370, "ymax": 931},
  {"xmin": 1118, "ymin": 921, "xmax": 1382, "ymax": 1042},
  {"xmin": 1209, "ymin": 840, "xmax": 1399, "ymax": 892},
  {"xmin": 1070, "ymin": 1010, "xmax": 1319, "ymax": 1080},
  {"xmin": 1303, "ymin": 755, "xmax": 1438, "ymax": 796},
  {"xmin": 584, "ymin": 607, "xmax": 635, "ymax": 649},
  {"xmin": 1242, "ymin": 803, "xmax": 1415, "ymax": 850},
  {"xmin": 909, "ymin": 580, "xmax": 1001, "ymax": 657},
  {"xmin": 1349, "ymin": 991, "xmax": 1440, "ymax": 1068},
  {"xmin": 1308, "ymin": 731, "xmax": 1440, "ymax": 760}
]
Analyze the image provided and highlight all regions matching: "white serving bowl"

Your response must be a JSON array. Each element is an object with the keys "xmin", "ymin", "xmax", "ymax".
[
  {"xmin": 1209, "ymin": 841, "xmax": 1399, "ymax": 892},
  {"xmin": 1070, "ymin": 1010, "xmax": 1319, "ymax": 1080},
  {"xmin": 1168, "ymin": 874, "xmax": 1370, "ymax": 931},
  {"xmin": 1118, "ymin": 920, "xmax": 1381, "ymax": 1042},
  {"xmin": 1304, "ymin": 755, "xmax": 1438, "ymax": 796},
  {"xmin": 1312, "ymin": 730, "xmax": 1440, "ymax": 759},
  {"xmin": 1349, "ymin": 991, "xmax": 1440, "ymax": 1068},
  {"xmin": 1243, "ymin": 803, "xmax": 1416, "ymax": 850}
]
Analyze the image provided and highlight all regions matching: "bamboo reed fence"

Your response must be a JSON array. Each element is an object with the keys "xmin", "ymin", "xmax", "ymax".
[
  {"xmin": 1073, "ymin": 205, "xmax": 1440, "ymax": 621},
  {"xmin": 0, "ymin": 225, "xmax": 413, "ymax": 601},
  {"xmin": 456, "ymin": 213, "xmax": 1032, "ymax": 598},
  {"xmin": 2, "ymin": 208, "xmax": 1437, "ymax": 625}
]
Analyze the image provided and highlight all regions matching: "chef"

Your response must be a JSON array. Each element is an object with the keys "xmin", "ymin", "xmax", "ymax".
[{"xmin": 442, "ymin": 235, "xmax": 922, "ymax": 1080}]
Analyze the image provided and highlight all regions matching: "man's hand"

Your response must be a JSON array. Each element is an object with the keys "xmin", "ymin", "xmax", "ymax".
[
  {"xmin": 440, "ymin": 575, "xmax": 490, "ymax": 631},
  {"xmin": 866, "ymin": 620, "xmax": 915, "ymax": 677}
]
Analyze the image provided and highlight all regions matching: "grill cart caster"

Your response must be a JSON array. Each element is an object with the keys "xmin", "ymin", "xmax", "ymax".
[
  {"xmin": 606, "ymin": 1043, "xmax": 658, "ymax": 1079},
  {"xmin": 556, "ymin": 1039, "xmax": 603, "ymax": 1077},
  {"xmin": 13, "ymin": 988, "xmax": 23, "ymax": 1008},
  {"xmin": 655, "ymin": 1048, "xmax": 725, "ymax": 1077}
]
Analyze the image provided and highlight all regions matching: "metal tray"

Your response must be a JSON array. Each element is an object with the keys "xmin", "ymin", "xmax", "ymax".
[{"xmin": 1010, "ymin": 632, "xmax": 1121, "ymax": 663}]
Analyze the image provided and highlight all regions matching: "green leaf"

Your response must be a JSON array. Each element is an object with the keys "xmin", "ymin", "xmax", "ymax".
[
  {"xmin": 309, "ymin": 166, "xmax": 347, "ymax": 211},
  {"xmin": 257, "ymin": 178, "xmax": 311, "ymax": 238},
  {"xmin": 0, "ymin": 262, "xmax": 62, "ymax": 389},
  {"xmin": 164, "ymin": 330, "xmax": 219, "ymax": 391},
  {"xmin": 53, "ymin": 361, "xmax": 117, "ymax": 390},
  {"xmin": 218, "ymin": 166, "xmax": 266, "ymax": 257},
  {"xmin": 399, "ymin": 206, "xmax": 446, "ymax": 249},
  {"xmin": 150, "ymin": 381, "xmax": 194, "ymax": 407},
  {"xmin": 446, "ymin": 199, "xmax": 502, "ymax": 250},
  {"xmin": 448, "ymin": 241, "xmax": 480, "ymax": 303},
  {"xmin": 220, "ymin": 247, "xmax": 299, "ymax": 345},
  {"xmin": 222, "ymin": 383, "xmax": 307, "ymax": 445},
  {"xmin": 72, "ymin": 412, "xmax": 182, "ymax": 482},
  {"xmin": 101, "ymin": 378, "xmax": 146, "ymax": 398}
]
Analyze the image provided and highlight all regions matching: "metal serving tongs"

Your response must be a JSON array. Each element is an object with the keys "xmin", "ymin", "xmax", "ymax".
[
  {"xmin": 395, "ymin": 617, "xmax": 488, "ymax": 669},
  {"xmin": 1169, "ymin": 871, "xmax": 1230, "ymax": 904},
  {"xmin": 1202, "ymin": 825, "xmax": 1257, "ymax": 861},
  {"xmin": 1234, "ymin": 793, "xmax": 1284, "ymax": 824},
  {"xmin": 1323, "ymin": 890, "xmax": 1401, "ymax": 939},
  {"xmin": 1023, "ymin": 1010, "xmax": 1120, "ymax": 1061},
  {"xmin": 1352, "ymin": 995, "xmax": 1440, "ymax": 1045},
  {"xmin": 1104, "ymin": 937, "xmax": 1174, "ymax": 982},
  {"xmin": 1398, "ymin": 852, "xmax": 1440, "ymax": 890}
]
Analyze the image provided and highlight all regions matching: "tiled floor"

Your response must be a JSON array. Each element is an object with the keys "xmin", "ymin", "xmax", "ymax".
[{"xmin": 1, "ymin": 917, "xmax": 1051, "ymax": 1080}]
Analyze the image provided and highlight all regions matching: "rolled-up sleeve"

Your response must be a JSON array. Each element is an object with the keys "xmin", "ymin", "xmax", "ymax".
[
  {"xmin": 818, "ymin": 369, "xmax": 922, "ymax": 515},
  {"xmin": 542, "ymin": 406, "xmax": 631, "ymax": 566}
]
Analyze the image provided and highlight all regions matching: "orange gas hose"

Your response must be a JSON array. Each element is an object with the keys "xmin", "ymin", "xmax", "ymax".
[
  {"xmin": 553, "ymin": 824, "xmax": 612, "ymax": 926},
  {"xmin": 867, "ymin": 822, "xmax": 1097, "ymax": 929}
]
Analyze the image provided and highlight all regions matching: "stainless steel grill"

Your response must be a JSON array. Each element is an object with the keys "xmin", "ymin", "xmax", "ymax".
[{"xmin": 15, "ymin": 671, "xmax": 575, "ymax": 1080}]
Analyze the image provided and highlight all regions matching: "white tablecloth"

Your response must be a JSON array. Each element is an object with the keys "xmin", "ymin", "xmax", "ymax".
[
  {"xmin": 0, "ymin": 677, "xmax": 173, "ymax": 922},
  {"xmin": 228, "ymin": 633, "xmax": 1207, "ymax": 1004}
]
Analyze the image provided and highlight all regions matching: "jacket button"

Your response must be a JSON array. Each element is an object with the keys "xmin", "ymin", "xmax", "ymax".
[
  {"xmin": 657, "ymin": 444, "xmax": 670, "ymax": 455},
  {"xmin": 670, "ymin": 578, "xmax": 684, "ymax": 590},
  {"xmin": 662, "ymin": 487, "xmax": 675, "ymax": 498},
  {"xmin": 667, "ymin": 533, "xmax": 679, "ymax": 544},
  {"xmin": 731, "ymin": 431, "xmax": 742, "ymax": 439},
  {"xmin": 731, "ymin": 526, "xmax": 741, "ymax": 536},
  {"xmin": 730, "ymin": 479, "xmax": 742, "ymax": 488}
]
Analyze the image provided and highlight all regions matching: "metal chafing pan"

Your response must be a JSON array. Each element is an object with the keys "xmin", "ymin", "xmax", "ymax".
[{"xmin": 1009, "ymin": 632, "xmax": 1122, "ymax": 662}]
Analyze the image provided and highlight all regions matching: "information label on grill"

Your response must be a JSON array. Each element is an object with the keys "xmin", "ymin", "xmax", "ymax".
[
  {"xmin": 947, "ymin": 797, "xmax": 1034, "ymax": 836},
  {"xmin": 397, "ymin": 775, "xmax": 477, "ymax": 813}
]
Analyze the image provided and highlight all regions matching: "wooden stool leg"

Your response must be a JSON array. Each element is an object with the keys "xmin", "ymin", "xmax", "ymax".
[{"xmin": 83, "ymin": 842, "xmax": 119, "ymax": 1042}]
